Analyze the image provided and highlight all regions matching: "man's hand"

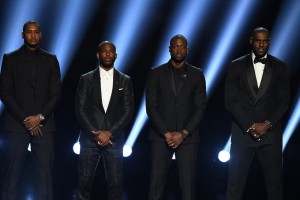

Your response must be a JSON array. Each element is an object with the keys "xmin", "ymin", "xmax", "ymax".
[
  {"xmin": 30, "ymin": 126, "xmax": 43, "ymax": 136},
  {"xmin": 23, "ymin": 115, "xmax": 42, "ymax": 130},
  {"xmin": 164, "ymin": 132, "xmax": 184, "ymax": 149},
  {"xmin": 93, "ymin": 130, "xmax": 113, "ymax": 147},
  {"xmin": 249, "ymin": 122, "xmax": 270, "ymax": 140}
]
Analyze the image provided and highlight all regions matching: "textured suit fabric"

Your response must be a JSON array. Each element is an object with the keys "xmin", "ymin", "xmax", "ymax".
[
  {"xmin": 75, "ymin": 67, "xmax": 134, "ymax": 200},
  {"xmin": 0, "ymin": 45, "xmax": 61, "ymax": 200},
  {"xmin": 146, "ymin": 61, "xmax": 206, "ymax": 200},
  {"xmin": 225, "ymin": 54, "xmax": 290, "ymax": 200}
]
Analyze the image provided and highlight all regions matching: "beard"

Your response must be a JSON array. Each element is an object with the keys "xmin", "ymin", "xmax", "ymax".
[
  {"xmin": 100, "ymin": 59, "xmax": 115, "ymax": 69},
  {"xmin": 171, "ymin": 55, "xmax": 186, "ymax": 63}
]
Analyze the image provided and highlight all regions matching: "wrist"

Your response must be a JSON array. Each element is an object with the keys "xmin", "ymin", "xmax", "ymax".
[
  {"xmin": 264, "ymin": 120, "xmax": 272, "ymax": 129},
  {"xmin": 180, "ymin": 131, "xmax": 188, "ymax": 140},
  {"xmin": 39, "ymin": 114, "xmax": 45, "ymax": 121}
]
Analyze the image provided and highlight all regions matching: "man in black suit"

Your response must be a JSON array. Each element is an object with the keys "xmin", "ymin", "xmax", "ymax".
[
  {"xmin": 75, "ymin": 41, "xmax": 134, "ymax": 200},
  {"xmin": 225, "ymin": 27, "xmax": 290, "ymax": 200},
  {"xmin": 0, "ymin": 21, "xmax": 61, "ymax": 200},
  {"xmin": 146, "ymin": 34, "xmax": 206, "ymax": 200}
]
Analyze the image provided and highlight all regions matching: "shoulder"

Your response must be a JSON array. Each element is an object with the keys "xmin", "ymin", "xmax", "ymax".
[
  {"xmin": 267, "ymin": 54, "xmax": 286, "ymax": 65},
  {"xmin": 115, "ymin": 69, "xmax": 131, "ymax": 80},
  {"xmin": 39, "ymin": 48, "xmax": 57, "ymax": 59},
  {"xmin": 231, "ymin": 54, "xmax": 250, "ymax": 64},
  {"xmin": 186, "ymin": 63, "xmax": 203, "ymax": 73},
  {"xmin": 149, "ymin": 63, "xmax": 168, "ymax": 74}
]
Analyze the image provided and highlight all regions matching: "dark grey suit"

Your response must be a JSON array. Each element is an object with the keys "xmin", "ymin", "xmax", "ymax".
[
  {"xmin": 0, "ymin": 45, "xmax": 61, "ymax": 200},
  {"xmin": 75, "ymin": 67, "xmax": 134, "ymax": 200},
  {"xmin": 225, "ymin": 53, "xmax": 290, "ymax": 200},
  {"xmin": 146, "ymin": 61, "xmax": 206, "ymax": 200}
]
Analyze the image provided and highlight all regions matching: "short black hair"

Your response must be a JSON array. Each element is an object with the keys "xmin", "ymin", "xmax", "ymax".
[
  {"xmin": 98, "ymin": 41, "xmax": 116, "ymax": 52},
  {"xmin": 252, "ymin": 27, "xmax": 270, "ymax": 37},
  {"xmin": 23, "ymin": 21, "xmax": 41, "ymax": 32},
  {"xmin": 170, "ymin": 34, "xmax": 188, "ymax": 46}
]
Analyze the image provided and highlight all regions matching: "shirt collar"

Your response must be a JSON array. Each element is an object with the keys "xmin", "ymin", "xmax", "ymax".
[{"xmin": 99, "ymin": 66, "xmax": 114, "ymax": 77}]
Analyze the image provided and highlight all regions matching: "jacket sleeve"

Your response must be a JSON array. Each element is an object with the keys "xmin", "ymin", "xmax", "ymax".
[{"xmin": 0, "ymin": 54, "xmax": 28, "ymax": 121}]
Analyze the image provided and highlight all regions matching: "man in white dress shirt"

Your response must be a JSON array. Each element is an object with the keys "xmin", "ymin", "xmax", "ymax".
[{"xmin": 75, "ymin": 41, "xmax": 134, "ymax": 200}]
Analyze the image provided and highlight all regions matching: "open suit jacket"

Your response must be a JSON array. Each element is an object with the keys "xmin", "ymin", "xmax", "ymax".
[
  {"xmin": 75, "ymin": 67, "xmax": 134, "ymax": 148},
  {"xmin": 146, "ymin": 61, "xmax": 206, "ymax": 144},
  {"xmin": 225, "ymin": 53, "xmax": 290, "ymax": 147},
  {"xmin": 0, "ymin": 45, "xmax": 62, "ymax": 132}
]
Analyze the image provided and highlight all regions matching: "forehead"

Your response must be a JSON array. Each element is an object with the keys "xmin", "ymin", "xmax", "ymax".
[{"xmin": 24, "ymin": 23, "xmax": 40, "ymax": 31}]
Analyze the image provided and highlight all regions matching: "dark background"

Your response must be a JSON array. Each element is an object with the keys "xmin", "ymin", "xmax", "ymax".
[{"xmin": 0, "ymin": 0, "xmax": 300, "ymax": 199}]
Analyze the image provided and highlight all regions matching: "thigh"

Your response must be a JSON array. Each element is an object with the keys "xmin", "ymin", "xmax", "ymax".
[
  {"xmin": 102, "ymin": 147, "xmax": 123, "ymax": 181},
  {"xmin": 30, "ymin": 131, "xmax": 55, "ymax": 169},
  {"xmin": 150, "ymin": 142, "xmax": 173, "ymax": 175},
  {"xmin": 78, "ymin": 146, "xmax": 101, "ymax": 179}
]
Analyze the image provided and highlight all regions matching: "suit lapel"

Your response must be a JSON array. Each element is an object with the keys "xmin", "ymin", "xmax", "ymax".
[
  {"xmin": 92, "ymin": 68, "xmax": 105, "ymax": 113},
  {"xmin": 246, "ymin": 56, "xmax": 259, "ymax": 98},
  {"xmin": 165, "ymin": 65, "xmax": 177, "ymax": 96},
  {"xmin": 105, "ymin": 69, "xmax": 119, "ymax": 113},
  {"xmin": 256, "ymin": 57, "xmax": 272, "ymax": 101}
]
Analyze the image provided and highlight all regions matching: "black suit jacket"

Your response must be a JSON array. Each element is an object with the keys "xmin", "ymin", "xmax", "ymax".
[
  {"xmin": 225, "ymin": 54, "xmax": 290, "ymax": 146},
  {"xmin": 146, "ymin": 61, "xmax": 206, "ymax": 143},
  {"xmin": 75, "ymin": 67, "xmax": 134, "ymax": 148},
  {"xmin": 0, "ymin": 46, "xmax": 62, "ymax": 132}
]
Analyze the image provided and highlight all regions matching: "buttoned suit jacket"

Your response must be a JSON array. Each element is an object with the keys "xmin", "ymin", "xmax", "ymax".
[
  {"xmin": 146, "ymin": 61, "xmax": 206, "ymax": 144},
  {"xmin": 0, "ymin": 45, "xmax": 62, "ymax": 133},
  {"xmin": 225, "ymin": 53, "xmax": 290, "ymax": 147},
  {"xmin": 75, "ymin": 67, "xmax": 134, "ymax": 148}
]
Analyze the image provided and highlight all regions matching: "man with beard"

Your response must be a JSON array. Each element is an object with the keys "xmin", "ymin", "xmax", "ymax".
[
  {"xmin": 225, "ymin": 27, "xmax": 290, "ymax": 200},
  {"xmin": 75, "ymin": 41, "xmax": 134, "ymax": 200},
  {"xmin": 0, "ymin": 21, "xmax": 61, "ymax": 200},
  {"xmin": 146, "ymin": 34, "xmax": 206, "ymax": 200}
]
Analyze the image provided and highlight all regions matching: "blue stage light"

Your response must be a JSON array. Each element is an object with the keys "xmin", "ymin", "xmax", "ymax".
[
  {"xmin": 108, "ymin": 1, "xmax": 153, "ymax": 72},
  {"xmin": 124, "ymin": 0, "xmax": 214, "ymax": 157},
  {"xmin": 204, "ymin": 0, "xmax": 255, "ymax": 95},
  {"xmin": 48, "ymin": 0, "xmax": 99, "ymax": 79}
]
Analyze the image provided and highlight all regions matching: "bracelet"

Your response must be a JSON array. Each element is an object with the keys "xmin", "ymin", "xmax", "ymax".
[
  {"xmin": 39, "ymin": 114, "xmax": 45, "ymax": 121},
  {"xmin": 180, "ymin": 131, "xmax": 188, "ymax": 139},
  {"xmin": 264, "ymin": 120, "xmax": 272, "ymax": 129}
]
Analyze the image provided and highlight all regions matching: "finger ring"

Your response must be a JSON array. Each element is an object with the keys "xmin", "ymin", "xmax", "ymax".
[{"xmin": 253, "ymin": 134, "xmax": 257, "ymax": 137}]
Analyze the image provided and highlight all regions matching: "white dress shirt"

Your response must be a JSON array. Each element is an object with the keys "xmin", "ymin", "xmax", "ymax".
[
  {"xmin": 252, "ymin": 52, "xmax": 267, "ymax": 88},
  {"xmin": 99, "ymin": 66, "xmax": 114, "ymax": 113}
]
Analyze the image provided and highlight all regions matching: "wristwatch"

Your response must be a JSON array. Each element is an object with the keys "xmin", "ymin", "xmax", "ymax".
[
  {"xmin": 39, "ymin": 114, "xmax": 45, "ymax": 121},
  {"xmin": 180, "ymin": 131, "xmax": 188, "ymax": 139}
]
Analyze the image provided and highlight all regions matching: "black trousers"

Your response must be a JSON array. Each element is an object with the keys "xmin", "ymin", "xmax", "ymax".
[
  {"xmin": 0, "ymin": 131, "xmax": 54, "ymax": 200},
  {"xmin": 148, "ymin": 142, "xmax": 198, "ymax": 200},
  {"xmin": 226, "ymin": 142, "xmax": 283, "ymax": 200},
  {"xmin": 77, "ymin": 145, "xmax": 123, "ymax": 200}
]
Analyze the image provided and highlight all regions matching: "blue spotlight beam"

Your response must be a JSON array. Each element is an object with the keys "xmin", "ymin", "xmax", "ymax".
[
  {"xmin": 154, "ymin": 0, "xmax": 213, "ymax": 66},
  {"xmin": 204, "ymin": 0, "xmax": 255, "ymax": 95},
  {"xmin": 49, "ymin": 0, "xmax": 99, "ymax": 79},
  {"xmin": 109, "ymin": 1, "xmax": 153, "ymax": 72},
  {"xmin": 282, "ymin": 95, "xmax": 300, "ymax": 150},
  {"xmin": 125, "ymin": 0, "xmax": 214, "ymax": 151}
]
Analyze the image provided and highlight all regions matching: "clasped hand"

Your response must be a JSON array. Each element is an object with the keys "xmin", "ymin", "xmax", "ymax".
[
  {"xmin": 93, "ymin": 130, "xmax": 113, "ymax": 147},
  {"xmin": 248, "ymin": 122, "xmax": 270, "ymax": 140},
  {"xmin": 165, "ymin": 132, "xmax": 184, "ymax": 149},
  {"xmin": 23, "ymin": 115, "xmax": 43, "ymax": 136}
]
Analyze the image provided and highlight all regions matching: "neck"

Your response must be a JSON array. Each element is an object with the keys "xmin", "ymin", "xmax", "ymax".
[
  {"xmin": 24, "ymin": 44, "xmax": 38, "ymax": 51},
  {"xmin": 170, "ymin": 60, "xmax": 185, "ymax": 68}
]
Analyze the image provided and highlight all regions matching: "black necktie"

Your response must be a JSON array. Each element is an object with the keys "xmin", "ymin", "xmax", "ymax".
[{"xmin": 254, "ymin": 57, "xmax": 267, "ymax": 64}]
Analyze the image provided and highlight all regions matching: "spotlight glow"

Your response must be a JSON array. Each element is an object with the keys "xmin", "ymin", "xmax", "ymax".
[
  {"xmin": 123, "ymin": 145, "xmax": 132, "ymax": 157},
  {"xmin": 218, "ymin": 150, "xmax": 230, "ymax": 163},
  {"xmin": 73, "ymin": 142, "xmax": 80, "ymax": 155}
]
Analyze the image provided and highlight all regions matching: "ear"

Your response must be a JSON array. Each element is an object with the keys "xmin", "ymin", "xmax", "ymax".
[
  {"xmin": 96, "ymin": 52, "xmax": 100, "ymax": 59},
  {"xmin": 169, "ymin": 46, "xmax": 171, "ymax": 52},
  {"xmin": 21, "ymin": 32, "xmax": 24, "ymax": 39},
  {"xmin": 249, "ymin": 37, "xmax": 253, "ymax": 45}
]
